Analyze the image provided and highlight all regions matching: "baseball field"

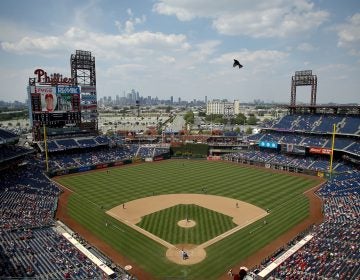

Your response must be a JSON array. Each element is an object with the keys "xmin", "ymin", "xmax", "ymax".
[{"xmin": 54, "ymin": 160, "xmax": 322, "ymax": 280}]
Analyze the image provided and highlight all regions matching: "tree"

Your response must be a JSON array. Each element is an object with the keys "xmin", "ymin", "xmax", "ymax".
[
  {"xmin": 205, "ymin": 114, "xmax": 225, "ymax": 124},
  {"xmin": 232, "ymin": 113, "xmax": 246, "ymax": 125},
  {"xmin": 165, "ymin": 106, "xmax": 172, "ymax": 113},
  {"xmin": 247, "ymin": 115, "xmax": 258, "ymax": 125},
  {"xmin": 184, "ymin": 110, "xmax": 195, "ymax": 125},
  {"xmin": 246, "ymin": 127, "xmax": 253, "ymax": 134}
]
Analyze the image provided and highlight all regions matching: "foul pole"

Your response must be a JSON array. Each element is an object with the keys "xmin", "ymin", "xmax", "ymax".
[
  {"xmin": 43, "ymin": 125, "xmax": 49, "ymax": 172},
  {"xmin": 329, "ymin": 124, "xmax": 336, "ymax": 176}
]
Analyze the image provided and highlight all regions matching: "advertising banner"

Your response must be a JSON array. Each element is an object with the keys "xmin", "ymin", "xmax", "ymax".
[
  {"xmin": 56, "ymin": 86, "xmax": 80, "ymax": 94},
  {"xmin": 37, "ymin": 87, "xmax": 57, "ymax": 112},
  {"xmin": 309, "ymin": 147, "xmax": 332, "ymax": 155},
  {"xmin": 81, "ymin": 94, "xmax": 97, "ymax": 101},
  {"xmin": 80, "ymin": 85, "xmax": 96, "ymax": 93},
  {"xmin": 283, "ymin": 144, "xmax": 306, "ymax": 155}
]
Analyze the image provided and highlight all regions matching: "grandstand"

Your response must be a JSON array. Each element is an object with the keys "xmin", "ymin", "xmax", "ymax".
[
  {"xmin": 224, "ymin": 105, "xmax": 359, "ymax": 279},
  {"xmin": 0, "ymin": 133, "xmax": 135, "ymax": 279}
]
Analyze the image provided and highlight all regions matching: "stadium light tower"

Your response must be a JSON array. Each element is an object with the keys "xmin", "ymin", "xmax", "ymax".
[
  {"xmin": 70, "ymin": 50, "xmax": 98, "ymax": 132},
  {"xmin": 290, "ymin": 70, "xmax": 317, "ymax": 112},
  {"xmin": 224, "ymin": 105, "xmax": 234, "ymax": 130}
]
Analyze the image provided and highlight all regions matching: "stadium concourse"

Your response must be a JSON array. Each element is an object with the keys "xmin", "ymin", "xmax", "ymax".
[{"xmin": 0, "ymin": 111, "xmax": 359, "ymax": 280}]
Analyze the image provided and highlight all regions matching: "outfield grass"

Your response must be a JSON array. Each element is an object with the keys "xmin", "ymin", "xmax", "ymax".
[{"xmin": 55, "ymin": 160, "xmax": 320, "ymax": 280}]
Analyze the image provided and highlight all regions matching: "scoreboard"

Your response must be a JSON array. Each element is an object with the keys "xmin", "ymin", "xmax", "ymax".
[
  {"xmin": 29, "ymin": 85, "xmax": 82, "ymax": 126},
  {"xmin": 32, "ymin": 112, "xmax": 81, "ymax": 125},
  {"xmin": 27, "ymin": 67, "xmax": 98, "ymax": 141}
]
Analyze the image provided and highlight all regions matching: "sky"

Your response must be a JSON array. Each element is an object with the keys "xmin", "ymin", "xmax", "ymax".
[{"xmin": 0, "ymin": 0, "xmax": 359, "ymax": 104}]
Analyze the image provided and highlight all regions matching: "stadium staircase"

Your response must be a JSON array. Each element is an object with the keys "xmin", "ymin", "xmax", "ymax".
[{"xmin": 289, "ymin": 115, "xmax": 301, "ymax": 130}]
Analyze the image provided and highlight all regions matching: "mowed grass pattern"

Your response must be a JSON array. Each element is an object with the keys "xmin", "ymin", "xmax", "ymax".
[
  {"xmin": 55, "ymin": 160, "xmax": 320, "ymax": 280},
  {"xmin": 138, "ymin": 204, "xmax": 237, "ymax": 244}
]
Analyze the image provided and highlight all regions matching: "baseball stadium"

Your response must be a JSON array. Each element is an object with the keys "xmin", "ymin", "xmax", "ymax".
[{"xmin": 0, "ymin": 50, "xmax": 359, "ymax": 280}]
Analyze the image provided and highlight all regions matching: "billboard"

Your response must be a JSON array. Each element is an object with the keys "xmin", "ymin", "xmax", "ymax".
[
  {"xmin": 309, "ymin": 147, "xmax": 332, "ymax": 155},
  {"xmin": 259, "ymin": 141, "xmax": 278, "ymax": 149},
  {"xmin": 30, "ymin": 86, "xmax": 81, "ymax": 112},
  {"xmin": 56, "ymin": 86, "xmax": 80, "ymax": 94},
  {"xmin": 81, "ymin": 94, "xmax": 97, "ymax": 102},
  {"xmin": 81, "ymin": 85, "xmax": 96, "ymax": 93},
  {"xmin": 282, "ymin": 144, "xmax": 306, "ymax": 155},
  {"xmin": 37, "ymin": 87, "xmax": 57, "ymax": 112}
]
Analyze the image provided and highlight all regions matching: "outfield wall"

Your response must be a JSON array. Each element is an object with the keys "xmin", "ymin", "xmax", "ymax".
[
  {"xmin": 227, "ymin": 157, "xmax": 319, "ymax": 177},
  {"xmin": 48, "ymin": 153, "xmax": 171, "ymax": 177},
  {"xmin": 47, "ymin": 159, "xmax": 132, "ymax": 177}
]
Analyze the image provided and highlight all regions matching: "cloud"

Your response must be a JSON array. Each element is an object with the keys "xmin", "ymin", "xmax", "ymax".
[
  {"xmin": 211, "ymin": 49, "xmax": 288, "ymax": 65},
  {"xmin": 115, "ymin": 20, "xmax": 122, "ymax": 32},
  {"xmin": 297, "ymin": 42, "xmax": 316, "ymax": 52},
  {"xmin": 336, "ymin": 13, "xmax": 360, "ymax": 55},
  {"xmin": 114, "ymin": 9, "xmax": 147, "ymax": 34},
  {"xmin": 158, "ymin": 55, "xmax": 176, "ymax": 63},
  {"xmin": 1, "ymin": 27, "xmax": 189, "ymax": 60},
  {"xmin": 127, "ymin": 8, "xmax": 133, "ymax": 17},
  {"xmin": 190, "ymin": 40, "xmax": 221, "ymax": 61},
  {"xmin": 153, "ymin": 0, "xmax": 329, "ymax": 37},
  {"xmin": 1, "ymin": 36, "xmax": 64, "ymax": 55}
]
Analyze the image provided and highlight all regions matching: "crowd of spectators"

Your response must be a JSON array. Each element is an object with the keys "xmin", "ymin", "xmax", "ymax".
[
  {"xmin": 39, "ymin": 136, "xmax": 110, "ymax": 152},
  {"xmin": 248, "ymin": 171, "xmax": 359, "ymax": 279},
  {"xmin": 0, "ymin": 145, "xmax": 34, "ymax": 163},
  {"xmin": 48, "ymin": 144, "xmax": 170, "ymax": 171},
  {"xmin": 250, "ymin": 114, "xmax": 360, "ymax": 159},
  {"xmin": 0, "ymin": 227, "xmax": 104, "ymax": 279},
  {"xmin": 0, "ymin": 128, "xmax": 18, "ymax": 142},
  {"xmin": 0, "ymin": 161, "xmax": 60, "ymax": 231},
  {"xmin": 269, "ymin": 114, "xmax": 360, "ymax": 135},
  {"xmin": 0, "ymin": 157, "xmax": 134, "ymax": 279},
  {"xmin": 224, "ymin": 150, "xmax": 350, "ymax": 172}
]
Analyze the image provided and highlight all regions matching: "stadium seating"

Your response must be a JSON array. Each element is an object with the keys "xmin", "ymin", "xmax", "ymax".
[
  {"xmin": 47, "ymin": 145, "xmax": 170, "ymax": 171},
  {"xmin": 292, "ymin": 114, "xmax": 321, "ymax": 131},
  {"xmin": 77, "ymin": 138, "xmax": 97, "ymax": 148},
  {"xmin": 338, "ymin": 116, "xmax": 360, "ymax": 134},
  {"xmin": 0, "ymin": 128, "xmax": 18, "ymax": 142},
  {"xmin": 56, "ymin": 139, "xmax": 79, "ymax": 150},
  {"xmin": 0, "ymin": 157, "xmax": 132, "ymax": 279},
  {"xmin": 0, "ymin": 227, "xmax": 104, "ymax": 279},
  {"xmin": 0, "ymin": 145, "xmax": 33, "ymax": 163},
  {"xmin": 250, "ymin": 170, "xmax": 360, "ymax": 279},
  {"xmin": 279, "ymin": 134, "xmax": 303, "ymax": 145},
  {"xmin": 313, "ymin": 115, "xmax": 344, "ymax": 133}
]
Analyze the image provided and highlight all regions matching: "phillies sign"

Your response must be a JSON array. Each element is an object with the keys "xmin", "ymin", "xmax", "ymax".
[{"xmin": 34, "ymin": 69, "xmax": 74, "ymax": 85}]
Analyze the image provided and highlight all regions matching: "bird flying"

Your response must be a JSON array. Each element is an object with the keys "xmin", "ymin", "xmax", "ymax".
[{"xmin": 233, "ymin": 59, "xmax": 243, "ymax": 69}]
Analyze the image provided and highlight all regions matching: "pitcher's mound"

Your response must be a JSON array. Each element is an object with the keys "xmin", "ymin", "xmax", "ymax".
[
  {"xmin": 166, "ymin": 244, "xmax": 206, "ymax": 265},
  {"xmin": 177, "ymin": 219, "xmax": 196, "ymax": 228}
]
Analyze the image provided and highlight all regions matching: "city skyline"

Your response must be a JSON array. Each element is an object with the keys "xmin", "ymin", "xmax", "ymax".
[{"xmin": 0, "ymin": 0, "xmax": 359, "ymax": 104}]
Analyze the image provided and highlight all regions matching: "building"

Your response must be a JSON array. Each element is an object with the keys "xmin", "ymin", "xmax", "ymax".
[{"xmin": 206, "ymin": 99, "xmax": 240, "ymax": 115}]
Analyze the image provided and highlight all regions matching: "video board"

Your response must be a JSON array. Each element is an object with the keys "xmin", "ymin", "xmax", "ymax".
[
  {"xmin": 28, "ymin": 66, "xmax": 97, "ymax": 140},
  {"xmin": 29, "ymin": 84, "xmax": 81, "ymax": 127},
  {"xmin": 30, "ymin": 86, "xmax": 80, "ymax": 113}
]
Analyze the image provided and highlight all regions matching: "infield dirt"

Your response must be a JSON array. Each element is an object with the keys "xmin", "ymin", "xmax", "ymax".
[{"xmin": 106, "ymin": 194, "xmax": 267, "ymax": 265}]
